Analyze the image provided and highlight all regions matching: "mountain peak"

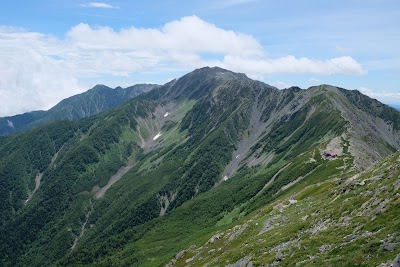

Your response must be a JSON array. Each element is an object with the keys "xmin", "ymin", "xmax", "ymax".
[
  {"xmin": 91, "ymin": 84, "xmax": 111, "ymax": 91},
  {"xmin": 190, "ymin": 66, "xmax": 250, "ymax": 81}
]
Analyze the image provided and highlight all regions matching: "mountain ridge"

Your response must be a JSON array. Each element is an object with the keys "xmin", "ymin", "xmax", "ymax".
[
  {"xmin": 0, "ymin": 67, "xmax": 399, "ymax": 267},
  {"xmin": 0, "ymin": 83, "xmax": 159, "ymax": 135}
]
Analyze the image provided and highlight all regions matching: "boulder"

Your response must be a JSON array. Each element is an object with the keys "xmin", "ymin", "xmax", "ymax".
[
  {"xmin": 225, "ymin": 256, "xmax": 253, "ymax": 267},
  {"xmin": 275, "ymin": 251, "xmax": 284, "ymax": 261}
]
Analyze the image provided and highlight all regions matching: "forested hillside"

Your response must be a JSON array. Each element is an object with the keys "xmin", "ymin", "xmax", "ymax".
[{"xmin": 0, "ymin": 84, "xmax": 158, "ymax": 135}]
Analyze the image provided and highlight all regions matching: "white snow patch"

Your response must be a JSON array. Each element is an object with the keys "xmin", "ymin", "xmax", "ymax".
[
  {"xmin": 7, "ymin": 119, "xmax": 14, "ymax": 128},
  {"xmin": 153, "ymin": 132, "xmax": 162, "ymax": 140},
  {"xmin": 164, "ymin": 112, "xmax": 170, "ymax": 117}
]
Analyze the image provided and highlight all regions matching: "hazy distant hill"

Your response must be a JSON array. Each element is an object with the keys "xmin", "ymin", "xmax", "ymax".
[
  {"xmin": 0, "ymin": 67, "xmax": 399, "ymax": 267},
  {"xmin": 0, "ymin": 83, "xmax": 159, "ymax": 135}
]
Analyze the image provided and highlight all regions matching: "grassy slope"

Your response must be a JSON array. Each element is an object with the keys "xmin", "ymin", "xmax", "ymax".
[{"xmin": 174, "ymin": 151, "xmax": 400, "ymax": 267}]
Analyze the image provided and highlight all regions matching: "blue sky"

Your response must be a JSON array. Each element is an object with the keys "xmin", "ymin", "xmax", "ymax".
[{"xmin": 0, "ymin": 0, "xmax": 399, "ymax": 116}]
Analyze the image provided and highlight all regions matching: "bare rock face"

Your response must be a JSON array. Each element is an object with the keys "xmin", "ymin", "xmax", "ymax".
[
  {"xmin": 383, "ymin": 242, "xmax": 398, "ymax": 251},
  {"xmin": 164, "ymin": 259, "xmax": 176, "ymax": 267},
  {"xmin": 225, "ymin": 256, "xmax": 253, "ymax": 267},
  {"xmin": 207, "ymin": 233, "xmax": 222, "ymax": 244},
  {"xmin": 228, "ymin": 224, "xmax": 248, "ymax": 241},
  {"xmin": 379, "ymin": 253, "xmax": 400, "ymax": 267},
  {"xmin": 393, "ymin": 253, "xmax": 400, "ymax": 267},
  {"xmin": 343, "ymin": 234, "xmax": 356, "ymax": 242}
]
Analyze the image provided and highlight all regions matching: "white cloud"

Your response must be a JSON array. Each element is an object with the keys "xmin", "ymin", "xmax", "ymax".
[
  {"xmin": 309, "ymin": 77, "xmax": 319, "ymax": 82},
  {"xmin": 0, "ymin": 16, "xmax": 366, "ymax": 116},
  {"xmin": 359, "ymin": 86, "xmax": 400, "ymax": 105},
  {"xmin": 221, "ymin": 55, "xmax": 365, "ymax": 77},
  {"xmin": 272, "ymin": 81, "xmax": 291, "ymax": 89},
  {"xmin": 80, "ymin": 2, "xmax": 118, "ymax": 9},
  {"xmin": 0, "ymin": 27, "xmax": 85, "ymax": 117}
]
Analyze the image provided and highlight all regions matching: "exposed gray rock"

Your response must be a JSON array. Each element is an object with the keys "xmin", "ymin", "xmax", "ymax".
[
  {"xmin": 228, "ymin": 224, "xmax": 248, "ymax": 241},
  {"xmin": 225, "ymin": 256, "xmax": 253, "ymax": 267},
  {"xmin": 308, "ymin": 218, "xmax": 331, "ymax": 235},
  {"xmin": 208, "ymin": 233, "xmax": 222, "ymax": 244},
  {"xmin": 164, "ymin": 258, "xmax": 176, "ymax": 267},
  {"xmin": 275, "ymin": 251, "xmax": 284, "ymax": 261},
  {"xmin": 185, "ymin": 256, "xmax": 194, "ymax": 263},
  {"xmin": 393, "ymin": 253, "xmax": 400, "ymax": 267},
  {"xmin": 318, "ymin": 244, "xmax": 332, "ymax": 253},
  {"xmin": 343, "ymin": 234, "xmax": 356, "ymax": 242},
  {"xmin": 377, "ymin": 262, "xmax": 390, "ymax": 267},
  {"xmin": 259, "ymin": 216, "xmax": 279, "ymax": 235},
  {"xmin": 383, "ymin": 242, "xmax": 398, "ymax": 251},
  {"xmin": 394, "ymin": 179, "xmax": 400, "ymax": 192},
  {"xmin": 375, "ymin": 198, "xmax": 390, "ymax": 215},
  {"xmin": 380, "ymin": 253, "xmax": 400, "ymax": 267},
  {"xmin": 175, "ymin": 250, "xmax": 186, "ymax": 260}
]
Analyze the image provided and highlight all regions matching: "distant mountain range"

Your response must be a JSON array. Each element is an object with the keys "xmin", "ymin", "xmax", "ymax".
[
  {"xmin": 389, "ymin": 104, "xmax": 400, "ymax": 111},
  {"xmin": 0, "ymin": 67, "xmax": 399, "ymax": 267},
  {"xmin": 0, "ymin": 83, "xmax": 159, "ymax": 135}
]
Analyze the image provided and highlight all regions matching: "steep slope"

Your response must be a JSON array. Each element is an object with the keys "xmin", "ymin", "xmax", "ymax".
[
  {"xmin": 0, "ymin": 67, "xmax": 399, "ymax": 267},
  {"xmin": 0, "ymin": 83, "xmax": 159, "ymax": 135},
  {"xmin": 169, "ymin": 151, "xmax": 400, "ymax": 267}
]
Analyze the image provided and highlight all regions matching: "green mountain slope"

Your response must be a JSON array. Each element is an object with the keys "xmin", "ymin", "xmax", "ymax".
[
  {"xmin": 169, "ymin": 151, "xmax": 400, "ymax": 267},
  {"xmin": 0, "ymin": 67, "xmax": 399, "ymax": 267},
  {"xmin": 0, "ymin": 84, "xmax": 159, "ymax": 135}
]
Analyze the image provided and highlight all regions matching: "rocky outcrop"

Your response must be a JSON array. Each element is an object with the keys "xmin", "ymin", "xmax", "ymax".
[{"xmin": 225, "ymin": 256, "xmax": 253, "ymax": 267}]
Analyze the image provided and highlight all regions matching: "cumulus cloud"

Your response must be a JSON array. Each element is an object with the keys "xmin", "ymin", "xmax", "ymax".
[
  {"xmin": 63, "ymin": 16, "xmax": 365, "ymax": 76},
  {"xmin": 0, "ymin": 27, "xmax": 84, "ymax": 116},
  {"xmin": 0, "ymin": 16, "xmax": 366, "ymax": 116},
  {"xmin": 80, "ymin": 2, "xmax": 118, "ymax": 9},
  {"xmin": 221, "ymin": 55, "xmax": 366, "ymax": 77}
]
